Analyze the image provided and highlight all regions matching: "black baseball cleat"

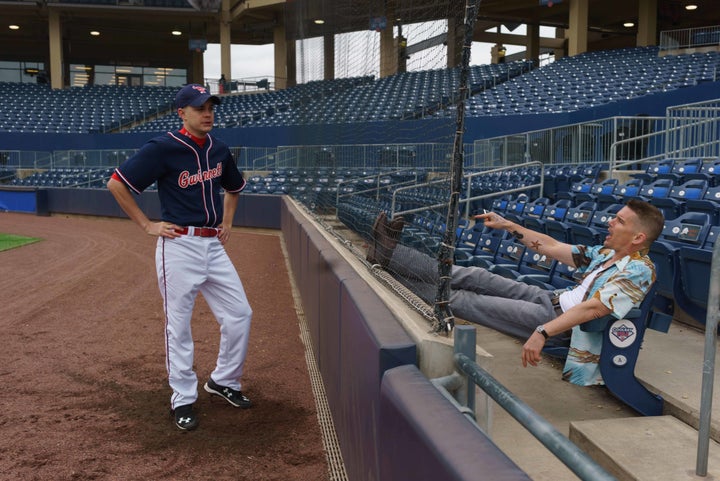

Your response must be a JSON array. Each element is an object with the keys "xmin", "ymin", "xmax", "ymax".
[
  {"xmin": 204, "ymin": 378, "xmax": 253, "ymax": 408},
  {"xmin": 173, "ymin": 404, "xmax": 199, "ymax": 431}
]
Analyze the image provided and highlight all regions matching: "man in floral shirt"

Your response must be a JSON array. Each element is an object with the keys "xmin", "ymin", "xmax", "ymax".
[{"xmin": 369, "ymin": 199, "xmax": 663, "ymax": 386}]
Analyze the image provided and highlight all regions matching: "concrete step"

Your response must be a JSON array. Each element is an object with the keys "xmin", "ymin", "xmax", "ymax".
[
  {"xmin": 635, "ymin": 323, "xmax": 720, "ymax": 443},
  {"xmin": 570, "ymin": 416, "xmax": 720, "ymax": 481}
]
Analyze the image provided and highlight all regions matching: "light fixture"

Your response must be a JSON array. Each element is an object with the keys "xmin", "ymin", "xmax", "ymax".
[
  {"xmin": 90, "ymin": 30, "xmax": 100, "ymax": 36},
  {"xmin": 314, "ymin": 19, "xmax": 324, "ymax": 25},
  {"xmin": 171, "ymin": 29, "xmax": 182, "ymax": 36},
  {"xmin": 9, "ymin": 25, "xmax": 20, "ymax": 30},
  {"xmin": 685, "ymin": 4, "xmax": 698, "ymax": 10},
  {"xmin": 623, "ymin": 22, "xmax": 635, "ymax": 28}
]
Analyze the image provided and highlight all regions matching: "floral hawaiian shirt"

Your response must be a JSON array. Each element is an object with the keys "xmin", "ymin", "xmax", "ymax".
[{"xmin": 561, "ymin": 244, "xmax": 656, "ymax": 386}]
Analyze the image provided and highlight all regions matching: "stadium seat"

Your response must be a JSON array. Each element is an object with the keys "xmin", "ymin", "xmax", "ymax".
[
  {"xmin": 595, "ymin": 178, "xmax": 643, "ymax": 209},
  {"xmin": 633, "ymin": 158, "xmax": 675, "ymax": 182},
  {"xmin": 487, "ymin": 236, "xmax": 526, "ymax": 278},
  {"xmin": 569, "ymin": 203, "xmax": 620, "ymax": 246},
  {"xmin": 676, "ymin": 225, "xmax": 720, "ymax": 326},
  {"xmin": 648, "ymin": 212, "xmax": 713, "ymax": 324},
  {"xmin": 592, "ymin": 284, "xmax": 667, "ymax": 416},
  {"xmin": 649, "ymin": 178, "xmax": 707, "ymax": 221},
  {"xmin": 684, "ymin": 185, "xmax": 720, "ymax": 224}
]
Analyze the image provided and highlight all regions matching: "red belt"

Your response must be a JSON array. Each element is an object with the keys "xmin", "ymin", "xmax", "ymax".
[{"xmin": 176, "ymin": 227, "xmax": 220, "ymax": 237}]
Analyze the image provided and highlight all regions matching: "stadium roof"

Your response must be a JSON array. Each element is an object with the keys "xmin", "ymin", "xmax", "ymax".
[{"xmin": 0, "ymin": 0, "xmax": 718, "ymax": 72}]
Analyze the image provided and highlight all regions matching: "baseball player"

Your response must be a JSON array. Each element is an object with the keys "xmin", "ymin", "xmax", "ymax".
[{"xmin": 107, "ymin": 83, "xmax": 253, "ymax": 431}]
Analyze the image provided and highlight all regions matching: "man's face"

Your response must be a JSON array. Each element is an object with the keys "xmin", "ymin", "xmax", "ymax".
[
  {"xmin": 178, "ymin": 100, "xmax": 215, "ymax": 137},
  {"xmin": 604, "ymin": 206, "xmax": 642, "ymax": 251}
]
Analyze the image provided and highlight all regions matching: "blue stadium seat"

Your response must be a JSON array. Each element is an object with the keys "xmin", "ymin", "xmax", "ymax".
[
  {"xmin": 569, "ymin": 203, "xmax": 619, "ymax": 246},
  {"xmin": 596, "ymin": 178, "xmax": 644, "ymax": 209},
  {"xmin": 650, "ymin": 178, "xmax": 707, "ymax": 220},
  {"xmin": 648, "ymin": 212, "xmax": 712, "ymax": 324},
  {"xmin": 633, "ymin": 158, "xmax": 675, "ymax": 182},
  {"xmin": 487, "ymin": 237, "xmax": 526, "ymax": 278},
  {"xmin": 591, "ymin": 284, "xmax": 666, "ymax": 416},
  {"xmin": 676, "ymin": 225, "xmax": 720, "ymax": 326},
  {"xmin": 684, "ymin": 185, "xmax": 720, "ymax": 224}
]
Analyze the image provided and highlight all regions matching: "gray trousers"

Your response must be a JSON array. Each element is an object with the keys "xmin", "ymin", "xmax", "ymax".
[{"xmin": 389, "ymin": 244, "xmax": 564, "ymax": 343}]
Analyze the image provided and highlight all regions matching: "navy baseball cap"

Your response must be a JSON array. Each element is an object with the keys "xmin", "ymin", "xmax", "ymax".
[{"xmin": 175, "ymin": 84, "xmax": 221, "ymax": 108}]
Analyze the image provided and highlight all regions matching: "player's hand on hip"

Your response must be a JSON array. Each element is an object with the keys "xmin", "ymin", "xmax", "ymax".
[
  {"xmin": 218, "ymin": 224, "xmax": 230, "ymax": 245},
  {"xmin": 147, "ymin": 221, "xmax": 181, "ymax": 238}
]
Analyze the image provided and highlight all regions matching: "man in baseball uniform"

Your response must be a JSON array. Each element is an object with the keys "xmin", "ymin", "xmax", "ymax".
[{"xmin": 108, "ymin": 83, "xmax": 253, "ymax": 431}]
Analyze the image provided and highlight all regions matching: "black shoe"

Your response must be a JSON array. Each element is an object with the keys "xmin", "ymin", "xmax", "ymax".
[
  {"xmin": 204, "ymin": 378, "xmax": 252, "ymax": 408},
  {"xmin": 173, "ymin": 404, "xmax": 198, "ymax": 431}
]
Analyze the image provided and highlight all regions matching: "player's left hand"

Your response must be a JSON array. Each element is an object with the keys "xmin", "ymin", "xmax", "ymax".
[
  {"xmin": 521, "ymin": 333, "xmax": 545, "ymax": 367},
  {"xmin": 218, "ymin": 224, "xmax": 231, "ymax": 245}
]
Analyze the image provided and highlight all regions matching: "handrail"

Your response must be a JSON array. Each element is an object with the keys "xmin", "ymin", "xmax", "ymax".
[
  {"xmin": 447, "ymin": 326, "xmax": 617, "ymax": 481},
  {"xmin": 389, "ymin": 161, "xmax": 544, "ymax": 219}
]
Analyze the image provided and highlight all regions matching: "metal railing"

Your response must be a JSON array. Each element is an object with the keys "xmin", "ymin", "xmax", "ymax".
[
  {"xmin": 659, "ymin": 25, "xmax": 720, "ymax": 51},
  {"xmin": 388, "ymin": 161, "xmax": 543, "ymax": 220},
  {"xmin": 665, "ymin": 99, "xmax": 720, "ymax": 159},
  {"xmin": 435, "ymin": 326, "xmax": 617, "ymax": 481},
  {"xmin": 472, "ymin": 116, "xmax": 667, "ymax": 169}
]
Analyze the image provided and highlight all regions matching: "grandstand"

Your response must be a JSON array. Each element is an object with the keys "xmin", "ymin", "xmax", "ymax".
[{"xmin": 2, "ymin": 0, "xmax": 720, "ymax": 480}]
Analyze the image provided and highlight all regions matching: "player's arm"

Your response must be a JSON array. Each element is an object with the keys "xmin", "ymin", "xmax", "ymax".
[
  {"xmin": 475, "ymin": 211, "xmax": 575, "ymax": 266},
  {"xmin": 218, "ymin": 191, "xmax": 239, "ymax": 245},
  {"xmin": 520, "ymin": 297, "xmax": 611, "ymax": 366},
  {"xmin": 107, "ymin": 177, "xmax": 180, "ymax": 238}
]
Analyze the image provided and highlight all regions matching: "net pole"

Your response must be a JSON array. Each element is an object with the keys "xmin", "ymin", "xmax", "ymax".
[{"xmin": 432, "ymin": 0, "xmax": 482, "ymax": 334}]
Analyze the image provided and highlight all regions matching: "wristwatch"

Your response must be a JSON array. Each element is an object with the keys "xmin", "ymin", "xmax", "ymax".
[{"xmin": 535, "ymin": 325, "xmax": 549, "ymax": 339}]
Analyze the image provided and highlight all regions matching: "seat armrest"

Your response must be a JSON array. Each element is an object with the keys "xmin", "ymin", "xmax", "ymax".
[{"xmin": 580, "ymin": 307, "xmax": 641, "ymax": 332}]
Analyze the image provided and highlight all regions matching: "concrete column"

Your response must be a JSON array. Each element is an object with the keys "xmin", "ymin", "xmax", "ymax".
[
  {"xmin": 555, "ymin": 28, "xmax": 566, "ymax": 59},
  {"xmin": 274, "ymin": 25, "xmax": 288, "ymax": 89},
  {"xmin": 48, "ymin": 10, "xmax": 63, "ymax": 89},
  {"xmin": 324, "ymin": 33, "xmax": 335, "ymax": 81},
  {"xmin": 190, "ymin": 51, "xmax": 204, "ymax": 85},
  {"xmin": 286, "ymin": 36, "xmax": 296, "ymax": 88},
  {"xmin": 379, "ymin": 22, "xmax": 397, "ymax": 77},
  {"xmin": 526, "ymin": 23, "xmax": 540, "ymax": 64},
  {"xmin": 637, "ymin": 0, "xmax": 658, "ymax": 47},
  {"xmin": 567, "ymin": 0, "xmax": 588, "ymax": 56},
  {"xmin": 220, "ymin": 28, "xmax": 231, "ymax": 81}
]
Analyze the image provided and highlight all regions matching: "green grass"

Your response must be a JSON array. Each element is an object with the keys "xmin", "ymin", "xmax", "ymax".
[{"xmin": 0, "ymin": 233, "xmax": 42, "ymax": 252}]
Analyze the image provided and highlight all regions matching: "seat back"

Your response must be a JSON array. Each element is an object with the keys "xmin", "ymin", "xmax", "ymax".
[
  {"xmin": 677, "ymin": 225, "xmax": 720, "ymax": 318},
  {"xmin": 639, "ymin": 178, "xmax": 674, "ymax": 199}
]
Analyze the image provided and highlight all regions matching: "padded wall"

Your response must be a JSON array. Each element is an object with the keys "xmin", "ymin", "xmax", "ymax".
[
  {"xmin": 281, "ymin": 199, "xmax": 418, "ymax": 481},
  {"xmin": 24, "ymin": 188, "xmax": 283, "ymax": 230},
  {"xmin": 379, "ymin": 364, "xmax": 531, "ymax": 481}
]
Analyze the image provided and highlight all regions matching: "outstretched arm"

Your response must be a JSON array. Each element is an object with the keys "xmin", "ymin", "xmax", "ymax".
[
  {"xmin": 107, "ymin": 178, "xmax": 181, "ymax": 238},
  {"xmin": 475, "ymin": 211, "xmax": 576, "ymax": 266}
]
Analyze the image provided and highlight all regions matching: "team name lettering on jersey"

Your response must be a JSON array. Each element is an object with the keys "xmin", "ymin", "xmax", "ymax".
[{"xmin": 178, "ymin": 165, "xmax": 223, "ymax": 188}]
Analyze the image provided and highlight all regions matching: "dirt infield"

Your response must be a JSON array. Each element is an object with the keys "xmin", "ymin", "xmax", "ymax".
[{"xmin": 0, "ymin": 213, "xmax": 329, "ymax": 481}]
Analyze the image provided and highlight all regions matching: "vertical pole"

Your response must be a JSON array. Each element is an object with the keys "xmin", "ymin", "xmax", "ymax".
[
  {"xmin": 454, "ymin": 325, "xmax": 477, "ymax": 413},
  {"xmin": 432, "ymin": 0, "xmax": 481, "ymax": 334},
  {"xmin": 696, "ymin": 238, "xmax": 720, "ymax": 476}
]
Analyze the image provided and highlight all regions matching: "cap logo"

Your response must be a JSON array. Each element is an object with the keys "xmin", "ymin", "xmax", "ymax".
[{"xmin": 192, "ymin": 85, "xmax": 208, "ymax": 94}]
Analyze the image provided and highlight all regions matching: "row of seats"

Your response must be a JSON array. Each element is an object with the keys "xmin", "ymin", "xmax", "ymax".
[
  {"xmin": 455, "ymin": 47, "xmax": 720, "ymax": 116},
  {"xmin": 0, "ymin": 83, "xmax": 176, "ymax": 134},
  {"xmin": 9, "ymin": 168, "xmax": 115, "ymax": 188}
]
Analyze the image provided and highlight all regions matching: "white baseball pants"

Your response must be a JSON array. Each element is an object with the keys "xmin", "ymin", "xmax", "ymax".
[{"xmin": 156, "ymin": 235, "xmax": 253, "ymax": 409}]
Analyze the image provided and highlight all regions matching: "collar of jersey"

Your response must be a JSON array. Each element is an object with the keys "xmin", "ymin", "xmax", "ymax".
[{"xmin": 179, "ymin": 127, "xmax": 207, "ymax": 148}]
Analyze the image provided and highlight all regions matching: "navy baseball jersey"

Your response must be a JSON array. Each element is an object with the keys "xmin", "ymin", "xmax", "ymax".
[{"xmin": 114, "ymin": 130, "xmax": 246, "ymax": 227}]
